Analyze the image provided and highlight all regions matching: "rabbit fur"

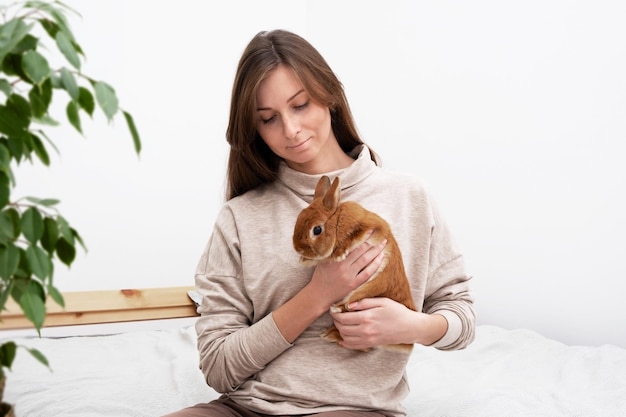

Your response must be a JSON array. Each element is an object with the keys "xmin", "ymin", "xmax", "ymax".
[{"xmin": 292, "ymin": 175, "xmax": 416, "ymax": 352}]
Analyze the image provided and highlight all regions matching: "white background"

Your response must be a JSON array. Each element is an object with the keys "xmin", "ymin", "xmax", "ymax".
[{"xmin": 11, "ymin": 1, "xmax": 626, "ymax": 347}]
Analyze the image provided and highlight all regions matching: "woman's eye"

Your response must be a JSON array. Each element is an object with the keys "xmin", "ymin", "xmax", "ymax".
[
  {"xmin": 261, "ymin": 116, "xmax": 275, "ymax": 125},
  {"xmin": 294, "ymin": 101, "xmax": 309, "ymax": 111}
]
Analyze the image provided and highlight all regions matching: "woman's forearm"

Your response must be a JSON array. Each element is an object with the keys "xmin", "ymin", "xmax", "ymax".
[{"xmin": 272, "ymin": 282, "xmax": 330, "ymax": 343}]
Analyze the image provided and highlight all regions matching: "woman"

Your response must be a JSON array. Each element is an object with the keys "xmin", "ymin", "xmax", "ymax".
[{"xmin": 165, "ymin": 29, "xmax": 475, "ymax": 417}]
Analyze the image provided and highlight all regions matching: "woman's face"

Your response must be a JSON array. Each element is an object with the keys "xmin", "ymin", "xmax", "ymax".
[{"xmin": 255, "ymin": 65, "xmax": 344, "ymax": 174}]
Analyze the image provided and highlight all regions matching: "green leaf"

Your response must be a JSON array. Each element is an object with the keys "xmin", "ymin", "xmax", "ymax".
[
  {"xmin": 0, "ymin": 210, "xmax": 14, "ymax": 241},
  {"xmin": 39, "ymin": 199, "xmax": 60, "ymax": 207},
  {"xmin": 47, "ymin": 284, "xmax": 64, "ymax": 308},
  {"xmin": 38, "ymin": 18, "xmax": 60, "ymax": 39},
  {"xmin": 55, "ymin": 31, "xmax": 80, "ymax": 70},
  {"xmin": 0, "ymin": 171, "xmax": 8, "ymax": 208},
  {"xmin": 0, "ymin": 18, "xmax": 34, "ymax": 64},
  {"xmin": 12, "ymin": 34, "xmax": 38, "ymax": 54},
  {"xmin": 21, "ymin": 131, "xmax": 34, "ymax": 161},
  {"xmin": 78, "ymin": 87, "xmax": 94, "ymax": 116},
  {"xmin": 28, "ymin": 78, "xmax": 53, "ymax": 118},
  {"xmin": 56, "ymin": 215, "xmax": 73, "ymax": 243},
  {"xmin": 30, "ymin": 2, "xmax": 80, "ymax": 44},
  {"xmin": 0, "ymin": 243, "xmax": 19, "ymax": 280},
  {"xmin": 22, "ymin": 206, "xmax": 44, "ymax": 244},
  {"xmin": 17, "ymin": 282, "xmax": 47, "ymax": 332},
  {"xmin": 0, "ymin": 279, "xmax": 13, "ymax": 313},
  {"xmin": 31, "ymin": 133, "xmax": 51, "ymax": 166},
  {"xmin": 7, "ymin": 93, "xmax": 32, "ymax": 120},
  {"xmin": 11, "ymin": 276, "xmax": 32, "ymax": 299},
  {"xmin": 1, "ymin": 53, "xmax": 28, "ymax": 81},
  {"xmin": 0, "ymin": 207, "xmax": 20, "ymax": 240},
  {"xmin": 25, "ymin": 346, "xmax": 50, "ymax": 368},
  {"xmin": 15, "ymin": 247, "xmax": 31, "ymax": 276},
  {"xmin": 34, "ymin": 130, "xmax": 60, "ymax": 158},
  {"xmin": 32, "ymin": 114, "xmax": 60, "ymax": 127},
  {"xmin": 0, "ymin": 341, "xmax": 17, "ymax": 369},
  {"xmin": 60, "ymin": 67, "xmax": 79, "ymax": 101},
  {"xmin": 22, "ymin": 50, "xmax": 51, "ymax": 85},
  {"xmin": 49, "ymin": 72, "xmax": 63, "ymax": 88},
  {"xmin": 72, "ymin": 227, "xmax": 87, "ymax": 252},
  {"xmin": 41, "ymin": 216, "xmax": 59, "ymax": 254},
  {"xmin": 55, "ymin": 236, "xmax": 76, "ymax": 266},
  {"xmin": 93, "ymin": 81, "xmax": 118, "ymax": 121},
  {"xmin": 7, "ymin": 135, "xmax": 24, "ymax": 162},
  {"xmin": 25, "ymin": 244, "xmax": 52, "ymax": 280},
  {"xmin": 25, "ymin": 197, "xmax": 60, "ymax": 207},
  {"xmin": 0, "ymin": 103, "xmax": 29, "ymax": 137},
  {"xmin": 123, "ymin": 110, "xmax": 141, "ymax": 155},
  {"xmin": 0, "ymin": 141, "xmax": 9, "ymax": 170},
  {"xmin": 66, "ymin": 101, "xmax": 81, "ymax": 133},
  {"xmin": 0, "ymin": 78, "xmax": 11, "ymax": 96}
]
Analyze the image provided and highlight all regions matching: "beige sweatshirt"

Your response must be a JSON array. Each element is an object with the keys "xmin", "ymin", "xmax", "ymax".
[{"xmin": 194, "ymin": 146, "xmax": 475, "ymax": 416}]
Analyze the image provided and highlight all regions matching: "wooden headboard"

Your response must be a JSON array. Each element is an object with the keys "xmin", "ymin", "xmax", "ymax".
[{"xmin": 0, "ymin": 286, "xmax": 198, "ymax": 330}]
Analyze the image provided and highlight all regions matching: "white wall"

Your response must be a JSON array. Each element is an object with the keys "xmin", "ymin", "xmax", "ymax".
[{"xmin": 13, "ymin": 1, "xmax": 626, "ymax": 347}]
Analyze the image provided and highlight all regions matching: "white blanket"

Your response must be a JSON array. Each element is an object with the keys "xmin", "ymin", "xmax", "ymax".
[{"xmin": 4, "ymin": 325, "xmax": 626, "ymax": 417}]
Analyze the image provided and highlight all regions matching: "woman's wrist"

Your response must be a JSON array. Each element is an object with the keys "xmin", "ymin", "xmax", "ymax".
[
  {"xmin": 272, "ymin": 282, "xmax": 332, "ymax": 343},
  {"xmin": 412, "ymin": 311, "xmax": 449, "ymax": 346}
]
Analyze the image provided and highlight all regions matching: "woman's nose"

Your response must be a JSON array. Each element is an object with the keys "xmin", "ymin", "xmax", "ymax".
[{"xmin": 283, "ymin": 114, "xmax": 300, "ymax": 139}]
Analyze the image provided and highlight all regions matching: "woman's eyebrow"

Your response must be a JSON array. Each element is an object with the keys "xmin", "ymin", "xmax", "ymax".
[{"xmin": 257, "ymin": 89, "xmax": 305, "ymax": 111}]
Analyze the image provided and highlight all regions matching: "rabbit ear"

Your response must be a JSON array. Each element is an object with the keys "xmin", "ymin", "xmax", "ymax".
[
  {"xmin": 314, "ymin": 175, "xmax": 331, "ymax": 199},
  {"xmin": 322, "ymin": 177, "xmax": 341, "ymax": 211}
]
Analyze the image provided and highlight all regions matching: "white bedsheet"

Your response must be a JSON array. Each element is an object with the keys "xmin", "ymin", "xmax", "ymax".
[{"xmin": 4, "ymin": 325, "xmax": 626, "ymax": 417}]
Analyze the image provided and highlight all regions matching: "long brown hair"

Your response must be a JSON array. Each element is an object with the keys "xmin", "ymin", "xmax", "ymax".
[{"xmin": 225, "ymin": 29, "xmax": 378, "ymax": 200}]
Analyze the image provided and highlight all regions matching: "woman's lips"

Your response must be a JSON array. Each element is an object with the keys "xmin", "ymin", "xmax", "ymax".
[{"xmin": 288, "ymin": 137, "xmax": 311, "ymax": 150}]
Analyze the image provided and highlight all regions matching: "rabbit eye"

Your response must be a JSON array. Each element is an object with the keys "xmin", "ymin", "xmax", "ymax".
[{"xmin": 313, "ymin": 225, "xmax": 322, "ymax": 236}]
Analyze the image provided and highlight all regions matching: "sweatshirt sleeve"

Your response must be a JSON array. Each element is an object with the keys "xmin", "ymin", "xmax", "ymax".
[
  {"xmin": 421, "ymin": 191, "xmax": 476, "ymax": 351},
  {"xmin": 194, "ymin": 206, "xmax": 292, "ymax": 393}
]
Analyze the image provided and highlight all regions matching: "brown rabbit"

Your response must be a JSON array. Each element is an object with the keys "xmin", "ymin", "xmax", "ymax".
[{"xmin": 292, "ymin": 175, "xmax": 416, "ymax": 352}]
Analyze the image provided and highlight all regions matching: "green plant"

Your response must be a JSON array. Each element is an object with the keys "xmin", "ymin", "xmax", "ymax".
[{"xmin": 0, "ymin": 0, "xmax": 141, "ymax": 391}]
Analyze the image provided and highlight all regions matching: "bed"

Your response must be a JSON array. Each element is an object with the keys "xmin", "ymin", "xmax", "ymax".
[{"xmin": 1, "ymin": 287, "xmax": 625, "ymax": 417}]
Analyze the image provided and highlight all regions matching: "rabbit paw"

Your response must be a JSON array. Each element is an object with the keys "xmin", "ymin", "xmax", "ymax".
[
  {"xmin": 329, "ymin": 305, "xmax": 343, "ymax": 314},
  {"xmin": 320, "ymin": 326, "xmax": 342, "ymax": 343}
]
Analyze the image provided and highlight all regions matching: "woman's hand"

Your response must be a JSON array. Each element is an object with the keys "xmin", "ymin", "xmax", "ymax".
[
  {"xmin": 273, "ymin": 237, "xmax": 387, "ymax": 344},
  {"xmin": 307, "ymin": 237, "xmax": 387, "ymax": 311},
  {"xmin": 330, "ymin": 298, "xmax": 449, "ymax": 350}
]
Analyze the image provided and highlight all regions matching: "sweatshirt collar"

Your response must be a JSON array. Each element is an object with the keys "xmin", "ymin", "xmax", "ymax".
[{"xmin": 277, "ymin": 145, "xmax": 377, "ymax": 199}]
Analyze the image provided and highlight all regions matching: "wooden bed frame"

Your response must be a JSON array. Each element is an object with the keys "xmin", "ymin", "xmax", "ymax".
[{"xmin": 0, "ymin": 286, "xmax": 198, "ymax": 330}]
